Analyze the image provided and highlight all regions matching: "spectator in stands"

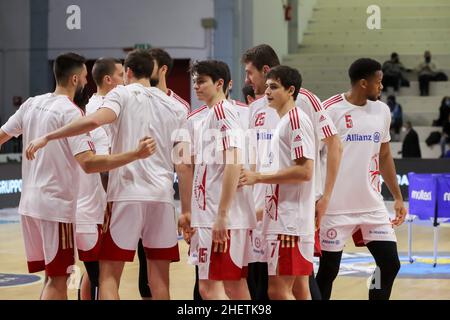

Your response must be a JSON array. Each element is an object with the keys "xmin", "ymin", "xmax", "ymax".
[
  {"xmin": 440, "ymin": 113, "xmax": 450, "ymax": 158},
  {"xmin": 382, "ymin": 52, "xmax": 409, "ymax": 93},
  {"xmin": 433, "ymin": 96, "xmax": 450, "ymax": 127},
  {"xmin": 416, "ymin": 51, "xmax": 448, "ymax": 96},
  {"xmin": 387, "ymin": 95, "xmax": 403, "ymax": 141},
  {"xmin": 401, "ymin": 121, "xmax": 421, "ymax": 158}
]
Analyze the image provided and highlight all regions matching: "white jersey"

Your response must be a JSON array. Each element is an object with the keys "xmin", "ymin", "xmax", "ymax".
[
  {"xmin": 76, "ymin": 95, "xmax": 111, "ymax": 225},
  {"xmin": 85, "ymin": 94, "xmax": 110, "ymax": 154},
  {"xmin": 322, "ymin": 93, "xmax": 391, "ymax": 215},
  {"xmin": 167, "ymin": 89, "xmax": 191, "ymax": 117},
  {"xmin": 262, "ymin": 107, "xmax": 316, "ymax": 240},
  {"xmin": 249, "ymin": 88, "xmax": 336, "ymax": 208},
  {"xmin": 189, "ymin": 99, "xmax": 256, "ymax": 229},
  {"xmin": 248, "ymin": 96, "xmax": 280, "ymax": 210},
  {"xmin": 230, "ymin": 99, "xmax": 250, "ymax": 130},
  {"xmin": 1, "ymin": 93, "xmax": 93, "ymax": 223},
  {"xmin": 296, "ymin": 88, "xmax": 338, "ymax": 200},
  {"xmin": 101, "ymin": 83, "xmax": 187, "ymax": 204}
]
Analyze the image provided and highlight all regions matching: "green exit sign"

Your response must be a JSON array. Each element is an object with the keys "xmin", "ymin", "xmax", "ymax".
[{"xmin": 134, "ymin": 43, "xmax": 152, "ymax": 50}]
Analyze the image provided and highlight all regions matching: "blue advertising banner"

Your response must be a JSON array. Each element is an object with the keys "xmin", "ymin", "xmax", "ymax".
[
  {"xmin": 437, "ymin": 175, "xmax": 450, "ymax": 218},
  {"xmin": 408, "ymin": 173, "xmax": 437, "ymax": 220}
]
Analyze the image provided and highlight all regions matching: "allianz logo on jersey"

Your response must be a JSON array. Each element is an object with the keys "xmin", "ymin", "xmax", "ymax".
[
  {"xmin": 345, "ymin": 132, "xmax": 381, "ymax": 143},
  {"xmin": 257, "ymin": 132, "xmax": 273, "ymax": 140},
  {"xmin": 411, "ymin": 190, "xmax": 433, "ymax": 201}
]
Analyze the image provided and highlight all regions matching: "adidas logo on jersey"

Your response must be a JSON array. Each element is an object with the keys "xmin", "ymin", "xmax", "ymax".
[
  {"xmin": 319, "ymin": 115, "xmax": 326, "ymax": 122},
  {"xmin": 220, "ymin": 124, "xmax": 229, "ymax": 132},
  {"xmin": 294, "ymin": 134, "xmax": 302, "ymax": 142}
]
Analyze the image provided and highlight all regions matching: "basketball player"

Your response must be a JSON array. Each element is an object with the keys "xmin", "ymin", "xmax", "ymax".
[
  {"xmin": 149, "ymin": 48, "xmax": 191, "ymax": 115},
  {"xmin": 241, "ymin": 44, "xmax": 342, "ymax": 300},
  {"xmin": 135, "ymin": 48, "xmax": 192, "ymax": 300},
  {"xmin": 0, "ymin": 52, "xmax": 155, "ymax": 300},
  {"xmin": 179, "ymin": 60, "xmax": 256, "ymax": 300},
  {"xmin": 25, "ymin": 49, "xmax": 188, "ymax": 300},
  {"xmin": 239, "ymin": 65, "xmax": 315, "ymax": 300},
  {"xmin": 77, "ymin": 57, "xmax": 124, "ymax": 300},
  {"xmin": 316, "ymin": 58, "xmax": 406, "ymax": 300}
]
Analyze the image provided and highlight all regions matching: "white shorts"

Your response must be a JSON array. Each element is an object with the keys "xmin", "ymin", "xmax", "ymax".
[
  {"xmin": 320, "ymin": 210, "xmax": 397, "ymax": 252},
  {"xmin": 189, "ymin": 228, "xmax": 253, "ymax": 281},
  {"xmin": 75, "ymin": 224, "xmax": 102, "ymax": 262},
  {"xmin": 266, "ymin": 234, "xmax": 314, "ymax": 276},
  {"xmin": 99, "ymin": 201, "xmax": 179, "ymax": 262},
  {"xmin": 248, "ymin": 221, "xmax": 268, "ymax": 263},
  {"xmin": 21, "ymin": 215, "xmax": 75, "ymax": 277}
]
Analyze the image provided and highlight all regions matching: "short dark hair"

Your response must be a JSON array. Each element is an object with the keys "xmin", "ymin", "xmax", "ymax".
[
  {"xmin": 190, "ymin": 60, "xmax": 231, "ymax": 94},
  {"xmin": 92, "ymin": 57, "xmax": 122, "ymax": 86},
  {"xmin": 53, "ymin": 52, "xmax": 86, "ymax": 85},
  {"xmin": 242, "ymin": 85, "xmax": 255, "ymax": 104},
  {"xmin": 149, "ymin": 48, "xmax": 174, "ymax": 76},
  {"xmin": 266, "ymin": 65, "xmax": 302, "ymax": 100},
  {"xmin": 391, "ymin": 52, "xmax": 398, "ymax": 60},
  {"xmin": 241, "ymin": 44, "xmax": 280, "ymax": 70},
  {"xmin": 124, "ymin": 49, "xmax": 154, "ymax": 79},
  {"xmin": 348, "ymin": 58, "xmax": 382, "ymax": 85},
  {"xmin": 387, "ymin": 95, "xmax": 396, "ymax": 103}
]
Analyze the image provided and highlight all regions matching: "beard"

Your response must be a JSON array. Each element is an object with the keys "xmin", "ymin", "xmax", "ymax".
[
  {"xmin": 367, "ymin": 94, "xmax": 380, "ymax": 102},
  {"xmin": 150, "ymin": 78, "xmax": 159, "ymax": 87},
  {"xmin": 73, "ymin": 85, "xmax": 90, "ymax": 110}
]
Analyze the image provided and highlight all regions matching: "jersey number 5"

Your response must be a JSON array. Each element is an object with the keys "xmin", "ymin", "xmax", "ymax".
[{"xmin": 345, "ymin": 114, "xmax": 353, "ymax": 128}]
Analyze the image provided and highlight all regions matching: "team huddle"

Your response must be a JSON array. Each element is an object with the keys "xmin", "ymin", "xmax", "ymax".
[{"xmin": 0, "ymin": 44, "xmax": 407, "ymax": 300}]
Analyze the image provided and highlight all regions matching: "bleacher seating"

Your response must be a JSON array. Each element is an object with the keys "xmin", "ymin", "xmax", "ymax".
[{"xmin": 284, "ymin": 0, "xmax": 450, "ymax": 159}]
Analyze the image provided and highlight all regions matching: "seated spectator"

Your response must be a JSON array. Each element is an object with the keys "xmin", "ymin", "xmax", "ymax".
[
  {"xmin": 416, "ymin": 51, "xmax": 448, "ymax": 96},
  {"xmin": 387, "ymin": 95, "xmax": 403, "ymax": 141},
  {"xmin": 382, "ymin": 52, "xmax": 409, "ymax": 92},
  {"xmin": 440, "ymin": 113, "xmax": 450, "ymax": 157},
  {"xmin": 401, "ymin": 122, "xmax": 421, "ymax": 158},
  {"xmin": 433, "ymin": 96, "xmax": 450, "ymax": 127}
]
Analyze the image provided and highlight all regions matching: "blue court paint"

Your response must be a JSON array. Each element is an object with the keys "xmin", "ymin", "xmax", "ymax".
[
  {"xmin": 316, "ymin": 252, "xmax": 450, "ymax": 279},
  {"xmin": 0, "ymin": 273, "xmax": 43, "ymax": 287}
]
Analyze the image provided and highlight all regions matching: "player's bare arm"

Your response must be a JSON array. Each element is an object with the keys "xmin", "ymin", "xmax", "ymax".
[
  {"xmin": 379, "ymin": 142, "xmax": 407, "ymax": 226},
  {"xmin": 316, "ymin": 134, "xmax": 343, "ymax": 228},
  {"xmin": 239, "ymin": 157, "xmax": 313, "ymax": 186},
  {"xmin": 25, "ymin": 108, "xmax": 117, "ymax": 160},
  {"xmin": 213, "ymin": 147, "xmax": 242, "ymax": 244},
  {"xmin": 75, "ymin": 136, "xmax": 156, "ymax": 173},
  {"xmin": 176, "ymin": 146, "xmax": 195, "ymax": 244},
  {"xmin": 0, "ymin": 130, "xmax": 13, "ymax": 147}
]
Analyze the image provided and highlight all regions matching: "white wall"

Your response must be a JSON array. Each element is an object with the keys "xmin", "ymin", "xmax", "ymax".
[
  {"xmin": 0, "ymin": 0, "xmax": 30, "ymax": 122},
  {"xmin": 47, "ymin": 0, "xmax": 214, "ymax": 107},
  {"xmin": 48, "ymin": 0, "xmax": 214, "ymax": 60},
  {"xmin": 252, "ymin": 0, "xmax": 289, "ymax": 60}
]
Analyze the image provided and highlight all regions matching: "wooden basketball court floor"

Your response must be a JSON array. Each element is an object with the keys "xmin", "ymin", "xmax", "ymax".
[{"xmin": 1, "ymin": 206, "xmax": 449, "ymax": 300}]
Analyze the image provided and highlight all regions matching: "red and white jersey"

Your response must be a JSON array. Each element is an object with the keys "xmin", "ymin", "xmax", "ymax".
[
  {"xmin": 101, "ymin": 83, "xmax": 187, "ymax": 204},
  {"xmin": 1, "ymin": 93, "xmax": 93, "ymax": 223},
  {"xmin": 189, "ymin": 99, "xmax": 256, "ymax": 230},
  {"xmin": 167, "ymin": 89, "xmax": 191, "ymax": 117},
  {"xmin": 262, "ymin": 107, "xmax": 316, "ymax": 240},
  {"xmin": 322, "ymin": 93, "xmax": 391, "ymax": 215},
  {"xmin": 248, "ymin": 96, "xmax": 280, "ymax": 210},
  {"xmin": 230, "ymin": 99, "xmax": 250, "ymax": 130},
  {"xmin": 296, "ymin": 88, "xmax": 338, "ymax": 200},
  {"xmin": 76, "ymin": 95, "xmax": 111, "ymax": 225}
]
